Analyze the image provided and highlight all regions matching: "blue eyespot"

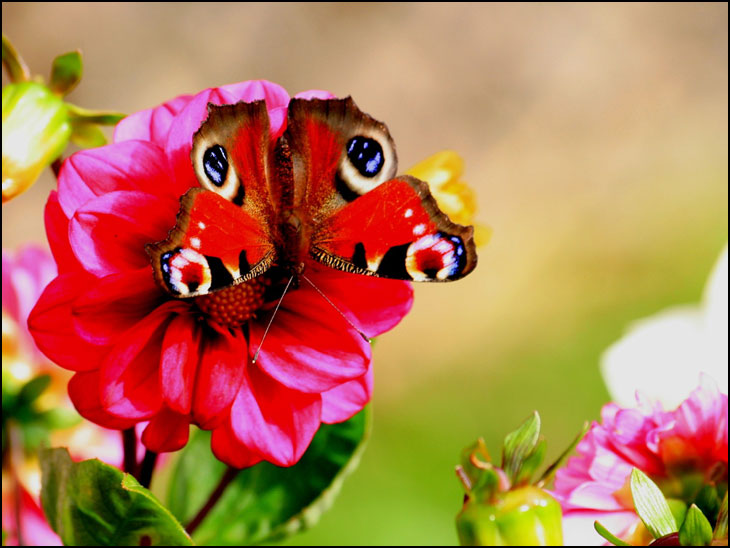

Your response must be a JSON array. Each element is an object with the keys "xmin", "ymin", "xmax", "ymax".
[
  {"xmin": 346, "ymin": 136, "xmax": 383, "ymax": 178},
  {"xmin": 203, "ymin": 145, "xmax": 228, "ymax": 187}
]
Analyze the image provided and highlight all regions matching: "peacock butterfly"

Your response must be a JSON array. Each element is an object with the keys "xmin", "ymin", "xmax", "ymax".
[{"xmin": 146, "ymin": 97, "xmax": 477, "ymax": 298}]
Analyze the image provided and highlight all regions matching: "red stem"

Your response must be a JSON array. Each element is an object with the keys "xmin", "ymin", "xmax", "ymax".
[{"xmin": 186, "ymin": 467, "xmax": 239, "ymax": 535}]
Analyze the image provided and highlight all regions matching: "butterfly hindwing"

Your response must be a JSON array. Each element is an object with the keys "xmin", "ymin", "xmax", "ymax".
[
  {"xmin": 312, "ymin": 175, "xmax": 477, "ymax": 281},
  {"xmin": 147, "ymin": 189, "xmax": 276, "ymax": 297}
]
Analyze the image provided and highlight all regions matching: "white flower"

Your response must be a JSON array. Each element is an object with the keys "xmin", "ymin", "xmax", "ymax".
[{"xmin": 601, "ymin": 245, "xmax": 728, "ymax": 408}]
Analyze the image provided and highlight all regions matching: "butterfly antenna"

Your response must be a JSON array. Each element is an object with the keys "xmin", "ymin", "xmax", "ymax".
[
  {"xmin": 300, "ymin": 273, "xmax": 371, "ymax": 343},
  {"xmin": 252, "ymin": 274, "xmax": 295, "ymax": 364}
]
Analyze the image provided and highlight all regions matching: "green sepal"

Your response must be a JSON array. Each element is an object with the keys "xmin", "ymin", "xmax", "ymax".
[
  {"xmin": 70, "ymin": 119, "xmax": 108, "ymax": 148},
  {"xmin": 538, "ymin": 421, "xmax": 589, "ymax": 487},
  {"xmin": 694, "ymin": 483, "xmax": 722, "ymax": 528},
  {"xmin": 678, "ymin": 504, "xmax": 714, "ymax": 546},
  {"xmin": 714, "ymin": 492, "xmax": 728, "ymax": 541},
  {"xmin": 594, "ymin": 521, "xmax": 631, "ymax": 546},
  {"xmin": 631, "ymin": 468, "xmax": 677, "ymax": 539},
  {"xmin": 2, "ymin": 34, "xmax": 30, "ymax": 82},
  {"xmin": 40, "ymin": 447, "xmax": 193, "ymax": 546},
  {"xmin": 67, "ymin": 102, "xmax": 125, "ymax": 125},
  {"xmin": 460, "ymin": 438, "xmax": 492, "ymax": 483},
  {"xmin": 514, "ymin": 438, "xmax": 546, "ymax": 486},
  {"xmin": 501, "ymin": 411, "xmax": 541, "ymax": 485},
  {"xmin": 49, "ymin": 50, "xmax": 82, "ymax": 96},
  {"xmin": 169, "ymin": 408, "xmax": 370, "ymax": 545},
  {"xmin": 666, "ymin": 498, "xmax": 688, "ymax": 535}
]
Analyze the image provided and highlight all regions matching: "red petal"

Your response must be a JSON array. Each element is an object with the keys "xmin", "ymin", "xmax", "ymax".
[
  {"xmin": 249, "ymin": 289, "xmax": 371, "ymax": 393},
  {"xmin": 45, "ymin": 191, "xmax": 82, "ymax": 271},
  {"xmin": 100, "ymin": 303, "xmax": 180, "ymax": 419},
  {"xmin": 57, "ymin": 140, "xmax": 182, "ymax": 219},
  {"xmin": 160, "ymin": 312, "xmax": 200, "ymax": 415},
  {"xmin": 321, "ymin": 365, "xmax": 373, "ymax": 424},
  {"xmin": 28, "ymin": 273, "xmax": 109, "ymax": 371},
  {"xmin": 141, "ymin": 407, "xmax": 191, "ymax": 452},
  {"xmin": 68, "ymin": 190, "xmax": 179, "ymax": 277},
  {"xmin": 68, "ymin": 371, "xmax": 138, "ymax": 429},
  {"xmin": 306, "ymin": 262, "xmax": 414, "ymax": 338},
  {"xmin": 73, "ymin": 268, "xmax": 165, "ymax": 345},
  {"xmin": 210, "ymin": 420, "xmax": 262, "ymax": 469},
  {"xmin": 229, "ymin": 364, "xmax": 322, "ymax": 467},
  {"xmin": 114, "ymin": 94, "xmax": 193, "ymax": 145},
  {"xmin": 191, "ymin": 324, "xmax": 247, "ymax": 429}
]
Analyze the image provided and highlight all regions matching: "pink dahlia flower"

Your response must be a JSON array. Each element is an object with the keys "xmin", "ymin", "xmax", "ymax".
[
  {"xmin": 554, "ymin": 376, "xmax": 728, "ymax": 545},
  {"xmin": 28, "ymin": 80, "xmax": 413, "ymax": 468}
]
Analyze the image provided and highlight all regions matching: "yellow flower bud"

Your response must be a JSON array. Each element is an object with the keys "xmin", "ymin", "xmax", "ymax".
[{"xmin": 2, "ymin": 82, "xmax": 71, "ymax": 203}]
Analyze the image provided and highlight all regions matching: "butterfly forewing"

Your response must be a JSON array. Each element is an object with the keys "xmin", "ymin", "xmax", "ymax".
[{"xmin": 148, "ymin": 100, "xmax": 278, "ymax": 298}]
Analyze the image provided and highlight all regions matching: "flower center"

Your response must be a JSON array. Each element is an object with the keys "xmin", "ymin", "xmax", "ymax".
[{"xmin": 195, "ymin": 278, "xmax": 269, "ymax": 327}]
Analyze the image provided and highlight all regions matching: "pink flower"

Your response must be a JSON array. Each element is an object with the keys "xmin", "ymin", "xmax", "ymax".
[
  {"xmin": 28, "ymin": 80, "xmax": 413, "ymax": 468},
  {"xmin": 553, "ymin": 376, "xmax": 728, "ymax": 545}
]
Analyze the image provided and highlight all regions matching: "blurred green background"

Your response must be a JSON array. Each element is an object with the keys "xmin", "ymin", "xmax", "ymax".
[{"xmin": 2, "ymin": 3, "xmax": 727, "ymax": 545}]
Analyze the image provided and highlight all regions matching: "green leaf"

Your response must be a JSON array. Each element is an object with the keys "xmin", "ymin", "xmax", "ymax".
[
  {"xmin": 2, "ymin": 34, "xmax": 30, "ymax": 82},
  {"xmin": 49, "ymin": 51, "xmax": 82, "ymax": 96},
  {"xmin": 538, "ymin": 421, "xmax": 589, "ymax": 487},
  {"xmin": 630, "ymin": 468, "xmax": 677, "ymax": 539},
  {"xmin": 17, "ymin": 374, "xmax": 51, "ymax": 404},
  {"xmin": 169, "ymin": 408, "xmax": 370, "ymax": 545},
  {"xmin": 40, "ymin": 447, "xmax": 192, "ymax": 546},
  {"xmin": 714, "ymin": 492, "xmax": 728, "ymax": 541},
  {"xmin": 501, "ymin": 411, "xmax": 541, "ymax": 484},
  {"xmin": 594, "ymin": 521, "xmax": 631, "ymax": 546},
  {"xmin": 67, "ymin": 103, "xmax": 125, "ymax": 125},
  {"xmin": 679, "ymin": 504, "xmax": 713, "ymax": 546},
  {"xmin": 70, "ymin": 120, "xmax": 108, "ymax": 148}
]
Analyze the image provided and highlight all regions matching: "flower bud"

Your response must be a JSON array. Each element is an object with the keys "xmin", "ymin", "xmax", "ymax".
[
  {"xmin": 2, "ymin": 82, "xmax": 71, "ymax": 202},
  {"xmin": 457, "ymin": 486, "xmax": 563, "ymax": 546}
]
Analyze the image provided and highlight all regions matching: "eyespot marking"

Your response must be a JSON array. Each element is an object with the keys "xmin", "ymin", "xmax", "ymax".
[
  {"xmin": 160, "ymin": 247, "xmax": 211, "ymax": 296},
  {"xmin": 346, "ymin": 136, "xmax": 383, "ymax": 177},
  {"xmin": 405, "ymin": 233, "xmax": 467, "ymax": 281},
  {"xmin": 203, "ymin": 145, "xmax": 228, "ymax": 187}
]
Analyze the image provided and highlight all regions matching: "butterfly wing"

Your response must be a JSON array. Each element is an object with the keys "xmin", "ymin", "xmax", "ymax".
[
  {"xmin": 148, "ymin": 101, "xmax": 277, "ymax": 297},
  {"xmin": 285, "ymin": 97, "xmax": 477, "ymax": 281}
]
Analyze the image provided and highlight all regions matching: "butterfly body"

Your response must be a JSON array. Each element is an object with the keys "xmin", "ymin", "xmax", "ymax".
[{"xmin": 147, "ymin": 97, "xmax": 477, "ymax": 299}]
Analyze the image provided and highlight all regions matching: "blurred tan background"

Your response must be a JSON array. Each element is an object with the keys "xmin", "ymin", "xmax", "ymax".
[{"xmin": 2, "ymin": 3, "xmax": 727, "ymax": 545}]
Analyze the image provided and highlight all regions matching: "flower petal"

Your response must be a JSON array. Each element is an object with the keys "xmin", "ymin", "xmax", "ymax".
[
  {"xmin": 68, "ymin": 371, "xmax": 138, "ymax": 429},
  {"xmin": 141, "ymin": 407, "xmax": 191, "ymax": 453},
  {"xmin": 305, "ymin": 262, "xmax": 414, "ymax": 338},
  {"xmin": 28, "ymin": 273, "xmax": 109, "ymax": 371},
  {"xmin": 250, "ymin": 286, "xmax": 371, "ymax": 393},
  {"xmin": 72, "ymin": 268, "xmax": 164, "ymax": 345},
  {"xmin": 561, "ymin": 509, "xmax": 640, "ymax": 546},
  {"xmin": 69, "ymin": 190, "xmax": 179, "ymax": 277},
  {"xmin": 45, "ymin": 190, "xmax": 81, "ymax": 271},
  {"xmin": 57, "ymin": 140, "xmax": 182, "ymax": 219},
  {"xmin": 321, "ymin": 365, "xmax": 373, "ymax": 424},
  {"xmin": 191, "ymin": 324, "xmax": 247, "ymax": 429},
  {"xmin": 160, "ymin": 311, "xmax": 200, "ymax": 415},
  {"xmin": 100, "ymin": 302, "xmax": 181, "ymax": 419},
  {"xmin": 164, "ymin": 87, "xmax": 242, "ymax": 190},
  {"xmin": 210, "ymin": 420, "xmax": 262, "ymax": 469},
  {"xmin": 229, "ymin": 364, "xmax": 322, "ymax": 466},
  {"xmin": 114, "ymin": 93, "xmax": 193, "ymax": 145}
]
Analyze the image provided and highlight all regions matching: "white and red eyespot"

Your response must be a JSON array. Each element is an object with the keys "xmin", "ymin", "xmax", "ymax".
[
  {"xmin": 160, "ymin": 247, "xmax": 212, "ymax": 296},
  {"xmin": 405, "ymin": 232, "xmax": 467, "ymax": 281}
]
